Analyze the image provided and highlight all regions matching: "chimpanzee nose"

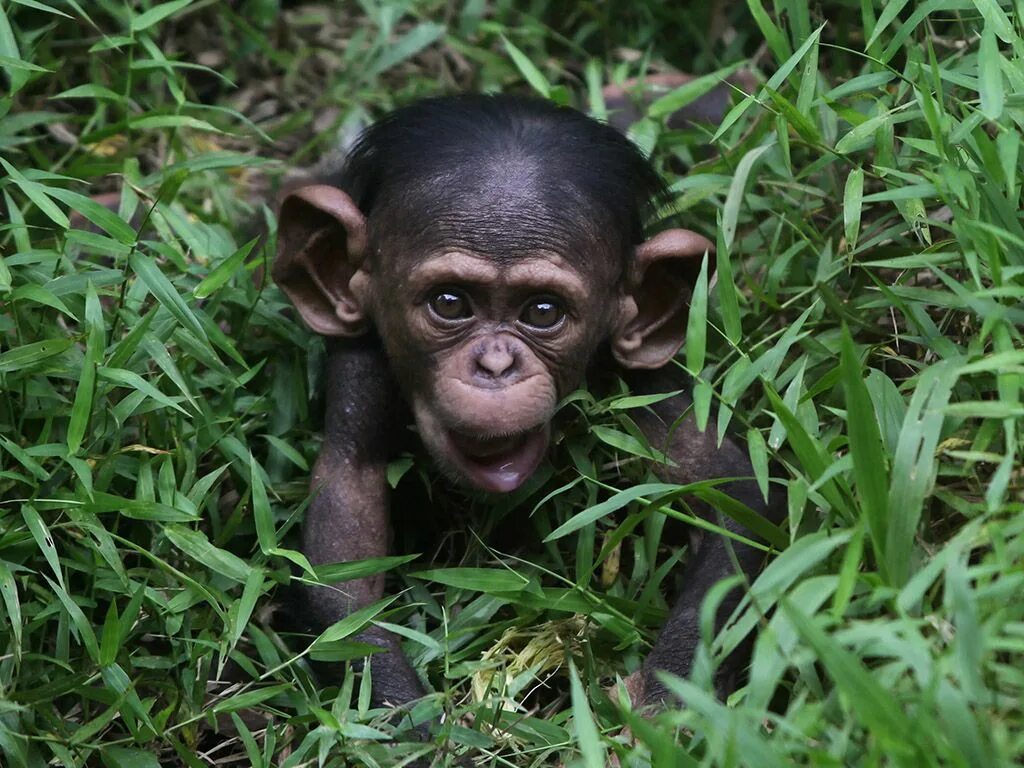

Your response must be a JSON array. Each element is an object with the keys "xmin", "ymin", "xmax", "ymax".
[{"xmin": 476, "ymin": 343, "xmax": 516, "ymax": 380}]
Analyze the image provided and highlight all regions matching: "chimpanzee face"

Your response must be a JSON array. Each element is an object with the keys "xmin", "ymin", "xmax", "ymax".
[{"xmin": 367, "ymin": 243, "xmax": 617, "ymax": 492}]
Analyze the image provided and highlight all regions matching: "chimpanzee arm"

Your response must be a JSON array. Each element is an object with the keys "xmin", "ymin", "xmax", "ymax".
[
  {"xmin": 625, "ymin": 367, "xmax": 784, "ymax": 703},
  {"xmin": 302, "ymin": 336, "xmax": 426, "ymax": 707}
]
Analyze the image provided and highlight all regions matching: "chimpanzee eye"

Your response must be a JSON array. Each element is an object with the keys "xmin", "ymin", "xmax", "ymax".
[
  {"xmin": 428, "ymin": 290, "xmax": 471, "ymax": 321},
  {"xmin": 520, "ymin": 297, "xmax": 564, "ymax": 329}
]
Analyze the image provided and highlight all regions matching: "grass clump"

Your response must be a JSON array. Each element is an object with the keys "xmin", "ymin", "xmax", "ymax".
[{"xmin": 0, "ymin": 1, "xmax": 1022, "ymax": 766}]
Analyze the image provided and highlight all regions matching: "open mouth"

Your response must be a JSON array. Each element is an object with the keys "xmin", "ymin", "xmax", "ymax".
[{"xmin": 446, "ymin": 426, "xmax": 549, "ymax": 493}]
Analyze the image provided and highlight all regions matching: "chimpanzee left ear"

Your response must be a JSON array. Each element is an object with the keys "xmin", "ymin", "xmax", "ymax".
[{"xmin": 612, "ymin": 229, "xmax": 714, "ymax": 369}]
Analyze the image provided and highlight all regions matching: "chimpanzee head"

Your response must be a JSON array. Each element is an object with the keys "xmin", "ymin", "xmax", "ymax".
[{"xmin": 274, "ymin": 95, "xmax": 712, "ymax": 492}]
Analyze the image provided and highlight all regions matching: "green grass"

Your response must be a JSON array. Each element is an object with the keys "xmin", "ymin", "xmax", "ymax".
[{"xmin": 0, "ymin": 1, "xmax": 1022, "ymax": 766}]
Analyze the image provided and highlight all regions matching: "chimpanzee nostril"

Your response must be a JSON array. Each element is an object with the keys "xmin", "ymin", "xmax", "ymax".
[{"xmin": 476, "ymin": 344, "xmax": 516, "ymax": 378}]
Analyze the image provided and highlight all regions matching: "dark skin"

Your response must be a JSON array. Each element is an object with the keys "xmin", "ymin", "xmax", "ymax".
[{"xmin": 273, "ymin": 95, "xmax": 782, "ymax": 716}]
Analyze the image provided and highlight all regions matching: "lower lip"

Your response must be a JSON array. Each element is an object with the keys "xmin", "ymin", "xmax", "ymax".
[{"xmin": 447, "ymin": 427, "xmax": 549, "ymax": 493}]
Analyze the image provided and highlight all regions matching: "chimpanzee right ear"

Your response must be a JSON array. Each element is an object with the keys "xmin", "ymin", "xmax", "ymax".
[{"xmin": 272, "ymin": 184, "xmax": 370, "ymax": 337}]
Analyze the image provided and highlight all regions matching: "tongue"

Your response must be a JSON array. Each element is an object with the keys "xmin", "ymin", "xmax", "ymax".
[{"xmin": 448, "ymin": 428, "xmax": 548, "ymax": 493}]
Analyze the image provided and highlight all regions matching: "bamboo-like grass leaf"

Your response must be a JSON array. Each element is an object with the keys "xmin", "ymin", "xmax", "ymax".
[
  {"xmin": 128, "ymin": 252, "xmax": 209, "ymax": 342},
  {"xmin": 67, "ymin": 283, "xmax": 104, "ymax": 454},
  {"xmin": 11, "ymin": 284, "xmax": 78, "ymax": 319},
  {"xmin": 796, "ymin": 32, "xmax": 818, "ymax": 114},
  {"xmin": 83, "ymin": 492, "xmax": 197, "ymax": 522},
  {"xmin": 249, "ymin": 450, "xmax": 275, "ymax": 555},
  {"xmin": 972, "ymin": 0, "xmax": 1015, "ymax": 43},
  {"xmin": 591, "ymin": 424, "xmax": 672, "ymax": 463},
  {"xmin": 128, "ymin": 115, "xmax": 223, "ymax": 133},
  {"xmin": 0, "ymin": 170, "xmax": 70, "ymax": 228},
  {"xmin": 164, "ymin": 524, "xmax": 253, "ymax": 582},
  {"xmin": 836, "ymin": 109, "xmax": 896, "ymax": 154},
  {"xmin": 839, "ymin": 327, "xmax": 889, "ymax": 580},
  {"xmin": 746, "ymin": 426, "xmax": 770, "ymax": 502},
  {"xmin": 367, "ymin": 22, "xmax": 446, "ymax": 78},
  {"xmin": 210, "ymin": 683, "xmax": 294, "ymax": 714},
  {"xmin": 0, "ymin": 8, "xmax": 30, "ymax": 95},
  {"xmin": 745, "ymin": 0, "xmax": 792, "ymax": 62},
  {"xmin": 410, "ymin": 567, "xmax": 531, "ymax": 592},
  {"xmin": 315, "ymin": 554, "xmax": 418, "ymax": 583},
  {"xmin": 0, "ymin": 560, "xmax": 21, "ymax": 660},
  {"xmin": 312, "ymin": 595, "xmax": 399, "ymax": 645},
  {"xmin": 228, "ymin": 569, "xmax": 267, "ymax": 647},
  {"xmin": 130, "ymin": 0, "xmax": 192, "ymax": 33},
  {"xmin": 722, "ymin": 143, "xmax": 774, "ymax": 250},
  {"xmin": 886, "ymin": 360, "xmax": 958, "ymax": 585},
  {"xmin": 502, "ymin": 35, "xmax": 550, "ymax": 98},
  {"xmin": 22, "ymin": 504, "xmax": 65, "ymax": 590},
  {"xmin": 843, "ymin": 167, "xmax": 864, "ymax": 252},
  {"xmin": 193, "ymin": 237, "xmax": 257, "ymax": 298},
  {"xmin": 978, "ymin": 26, "xmax": 1005, "ymax": 120},
  {"xmin": 544, "ymin": 483, "xmax": 679, "ymax": 541},
  {"xmin": 685, "ymin": 253, "xmax": 709, "ymax": 375},
  {"xmin": 53, "ymin": 83, "xmax": 126, "ymax": 101},
  {"xmin": 831, "ymin": 523, "xmax": 864, "ymax": 619},
  {"xmin": 648, "ymin": 63, "xmax": 744, "ymax": 119},
  {"xmin": 698, "ymin": 487, "xmax": 788, "ymax": 548},
  {"xmin": 715, "ymin": 216, "xmax": 742, "ymax": 345},
  {"xmin": 45, "ymin": 187, "xmax": 136, "ymax": 244},
  {"xmin": 764, "ymin": 85, "xmax": 821, "ymax": 144},
  {"xmin": 0, "ymin": 337, "xmax": 74, "ymax": 373},
  {"xmin": 98, "ymin": 366, "xmax": 189, "ymax": 415},
  {"xmin": 98, "ymin": 600, "xmax": 120, "ymax": 666},
  {"xmin": 866, "ymin": 0, "xmax": 910, "ymax": 48},
  {"xmin": 607, "ymin": 389, "xmax": 683, "ymax": 410},
  {"xmin": 568, "ymin": 661, "xmax": 605, "ymax": 768}
]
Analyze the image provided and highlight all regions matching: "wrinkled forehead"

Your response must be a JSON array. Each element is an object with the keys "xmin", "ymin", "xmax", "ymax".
[{"xmin": 365, "ymin": 153, "xmax": 627, "ymax": 275}]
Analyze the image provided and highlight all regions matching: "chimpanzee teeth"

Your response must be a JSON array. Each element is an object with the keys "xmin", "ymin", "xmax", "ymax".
[
  {"xmin": 464, "ymin": 435, "xmax": 526, "ymax": 459},
  {"xmin": 449, "ymin": 429, "xmax": 535, "ymax": 459}
]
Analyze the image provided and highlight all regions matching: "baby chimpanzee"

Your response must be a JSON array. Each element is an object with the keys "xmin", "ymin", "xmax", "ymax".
[{"xmin": 273, "ymin": 94, "xmax": 779, "ymax": 711}]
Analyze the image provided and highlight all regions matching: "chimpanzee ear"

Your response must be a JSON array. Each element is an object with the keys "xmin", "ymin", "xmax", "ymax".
[
  {"xmin": 272, "ymin": 184, "xmax": 370, "ymax": 337},
  {"xmin": 612, "ymin": 228, "xmax": 714, "ymax": 369}
]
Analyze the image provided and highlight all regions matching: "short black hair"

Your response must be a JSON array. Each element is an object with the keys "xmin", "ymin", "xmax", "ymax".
[{"xmin": 336, "ymin": 94, "xmax": 668, "ymax": 268}]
